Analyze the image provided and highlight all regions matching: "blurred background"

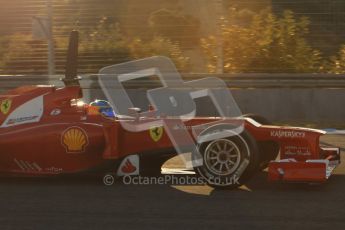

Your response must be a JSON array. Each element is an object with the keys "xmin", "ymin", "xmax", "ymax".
[
  {"xmin": 0, "ymin": 0, "xmax": 344, "ymax": 75},
  {"xmin": 1, "ymin": 0, "xmax": 345, "ymax": 125}
]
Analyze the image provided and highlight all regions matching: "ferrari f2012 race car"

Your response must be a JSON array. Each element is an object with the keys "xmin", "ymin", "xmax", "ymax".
[{"xmin": 0, "ymin": 31, "xmax": 340, "ymax": 189}]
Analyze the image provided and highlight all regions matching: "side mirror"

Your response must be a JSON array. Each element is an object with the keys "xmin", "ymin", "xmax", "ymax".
[{"xmin": 128, "ymin": 107, "xmax": 141, "ymax": 118}]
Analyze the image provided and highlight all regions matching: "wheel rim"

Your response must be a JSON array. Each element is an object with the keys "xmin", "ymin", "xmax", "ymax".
[{"xmin": 204, "ymin": 139, "xmax": 241, "ymax": 176}]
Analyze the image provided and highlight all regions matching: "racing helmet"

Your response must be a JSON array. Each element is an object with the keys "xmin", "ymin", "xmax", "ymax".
[{"xmin": 89, "ymin": 100, "xmax": 116, "ymax": 118}]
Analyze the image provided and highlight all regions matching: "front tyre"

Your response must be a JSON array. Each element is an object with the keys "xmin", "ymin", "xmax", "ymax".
[{"xmin": 194, "ymin": 130, "xmax": 259, "ymax": 189}]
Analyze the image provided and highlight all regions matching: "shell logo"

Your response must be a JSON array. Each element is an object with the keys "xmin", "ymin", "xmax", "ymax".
[{"xmin": 61, "ymin": 127, "xmax": 89, "ymax": 153}]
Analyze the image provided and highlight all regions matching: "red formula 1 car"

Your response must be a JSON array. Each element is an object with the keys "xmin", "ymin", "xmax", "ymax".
[{"xmin": 0, "ymin": 32, "xmax": 340, "ymax": 189}]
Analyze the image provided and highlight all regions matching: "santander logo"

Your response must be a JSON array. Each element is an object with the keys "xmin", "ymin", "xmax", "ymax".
[
  {"xmin": 121, "ymin": 159, "xmax": 137, "ymax": 174},
  {"xmin": 117, "ymin": 155, "xmax": 139, "ymax": 176}
]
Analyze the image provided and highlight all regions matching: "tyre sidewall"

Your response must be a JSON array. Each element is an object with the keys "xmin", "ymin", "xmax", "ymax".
[{"xmin": 194, "ymin": 127, "xmax": 259, "ymax": 188}]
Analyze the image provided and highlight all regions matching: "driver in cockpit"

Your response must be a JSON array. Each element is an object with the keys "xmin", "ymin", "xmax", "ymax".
[{"xmin": 89, "ymin": 100, "xmax": 116, "ymax": 118}]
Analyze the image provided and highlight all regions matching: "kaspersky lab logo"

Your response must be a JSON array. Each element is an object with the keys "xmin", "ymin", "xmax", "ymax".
[{"xmin": 270, "ymin": 130, "xmax": 306, "ymax": 138}]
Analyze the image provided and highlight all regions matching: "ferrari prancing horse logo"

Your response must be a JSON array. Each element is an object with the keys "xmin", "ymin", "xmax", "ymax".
[
  {"xmin": 0, "ymin": 99, "xmax": 12, "ymax": 115},
  {"xmin": 149, "ymin": 127, "xmax": 163, "ymax": 142}
]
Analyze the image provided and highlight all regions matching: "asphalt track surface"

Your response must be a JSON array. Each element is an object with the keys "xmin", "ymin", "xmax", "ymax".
[{"xmin": 1, "ymin": 135, "xmax": 345, "ymax": 230}]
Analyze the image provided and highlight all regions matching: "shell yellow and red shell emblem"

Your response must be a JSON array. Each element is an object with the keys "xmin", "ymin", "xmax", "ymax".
[{"xmin": 61, "ymin": 127, "xmax": 89, "ymax": 153}]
